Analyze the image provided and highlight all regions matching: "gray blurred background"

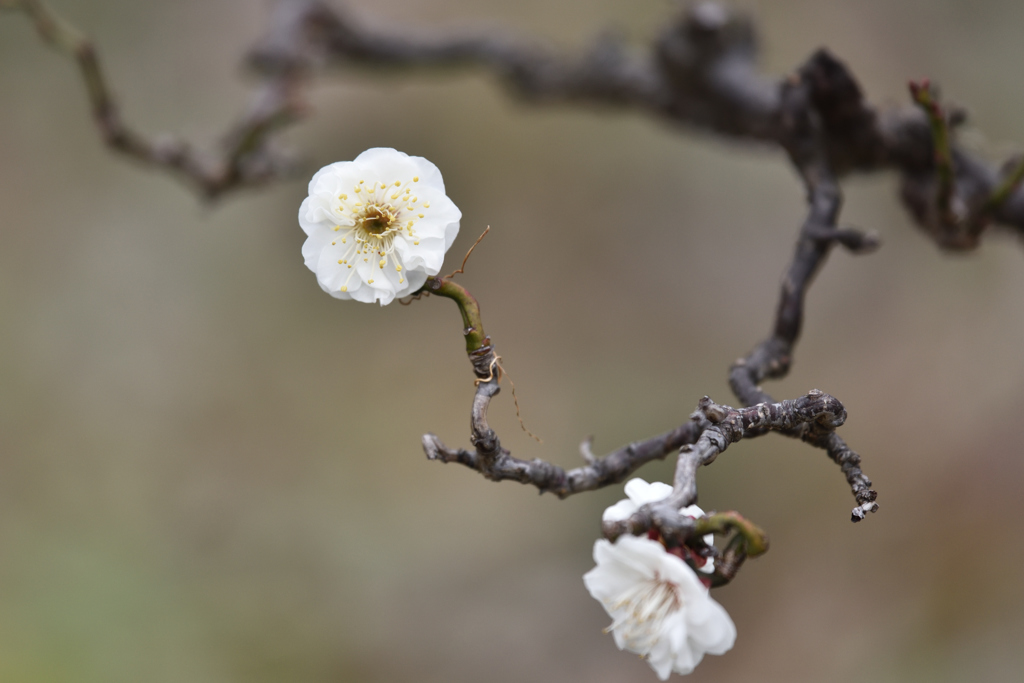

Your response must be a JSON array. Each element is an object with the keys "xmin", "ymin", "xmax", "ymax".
[{"xmin": 1, "ymin": 1, "xmax": 1023, "ymax": 681}]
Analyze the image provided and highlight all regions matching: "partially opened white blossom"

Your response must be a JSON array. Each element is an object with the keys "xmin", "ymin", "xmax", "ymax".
[
  {"xmin": 298, "ymin": 148, "xmax": 461, "ymax": 305},
  {"xmin": 602, "ymin": 478, "xmax": 715, "ymax": 574},
  {"xmin": 583, "ymin": 534, "xmax": 736, "ymax": 679}
]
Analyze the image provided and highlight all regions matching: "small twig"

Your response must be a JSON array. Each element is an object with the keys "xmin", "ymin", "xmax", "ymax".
[
  {"xmin": 445, "ymin": 225, "xmax": 491, "ymax": 279},
  {"xmin": 909, "ymin": 79, "xmax": 957, "ymax": 224},
  {"xmin": 6, "ymin": 0, "xmax": 304, "ymax": 199},
  {"xmin": 985, "ymin": 154, "xmax": 1024, "ymax": 213},
  {"xmin": 578, "ymin": 435, "xmax": 597, "ymax": 464},
  {"xmin": 397, "ymin": 290, "xmax": 431, "ymax": 306},
  {"xmin": 805, "ymin": 226, "xmax": 881, "ymax": 254}
]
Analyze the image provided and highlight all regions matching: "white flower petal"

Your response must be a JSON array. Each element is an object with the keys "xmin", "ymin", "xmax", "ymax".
[
  {"xmin": 307, "ymin": 161, "xmax": 348, "ymax": 194},
  {"xmin": 685, "ymin": 598, "xmax": 736, "ymax": 654},
  {"xmin": 648, "ymin": 635, "xmax": 676, "ymax": 680},
  {"xmin": 602, "ymin": 498, "xmax": 639, "ymax": 523},
  {"xmin": 394, "ymin": 235, "xmax": 447, "ymax": 275},
  {"xmin": 348, "ymin": 281, "xmax": 377, "ymax": 304},
  {"xmin": 584, "ymin": 542, "xmax": 651, "ymax": 601},
  {"xmin": 679, "ymin": 504, "xmax": 705, "ymax": 518},
  {"xmin": 402, "ymin": 269, "xmax": 429, "ymax": 296},
  {"xmin": 301, "ymin": 229, "xmax": 334, "ymax": 270},
  {"xmin": 624, "ymin": 478, "xmax": 675, "ymax": 507},
  {"xmin": 608, "ymin": 535, "xmax": 676, "ymax": 576},
  {"xmin": 356, "ymin": 147, "xmax": 446, "ymax": 191},
  {"xmin": 591, "ymin": 537, "xmax": 660, "ymax": 583}
]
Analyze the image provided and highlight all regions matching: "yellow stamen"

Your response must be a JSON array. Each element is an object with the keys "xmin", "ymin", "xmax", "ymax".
[
  {"xmin": 341, "ymin": 286, "xmax": 348, "ymax": 292},
  {"xmin": 413, "ymin": 176, "xmax": 419, "ymax": 182},
  {"xmin": 368, "ymin": 279, "xmax": 374, "ymax": 284}
]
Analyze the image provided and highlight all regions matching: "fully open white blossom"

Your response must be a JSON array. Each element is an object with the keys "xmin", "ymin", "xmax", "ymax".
[
  {"xmin": 602, "ymin": 478, "xmax": 715, "ymax": 574},
  {"xmin": 583, "ymin": 534, "xmax": 736, "ymax": 679},
  {"xmin": 298, "ymin": 148, "xmax": 461, "ymax": 305}
]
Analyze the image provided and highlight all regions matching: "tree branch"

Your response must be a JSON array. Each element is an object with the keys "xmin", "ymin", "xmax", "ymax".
[
  {"xmin": 425, "ymin": 384, "xmax": 849, "ymax": 502},
  {"xmin": 3, "ymin": 0, "xmax": 307, "ymax": 199},
  {"xmin": 729, "ymin": 63, "xmax": 878, "ymax": 522},
  {"xmin": 13, "ymin": 0, "xmax": 1024, "ymax": 243},
  {"xmin": 247, "ymin": 0, "xmax": 1024, "ymax": 247}
]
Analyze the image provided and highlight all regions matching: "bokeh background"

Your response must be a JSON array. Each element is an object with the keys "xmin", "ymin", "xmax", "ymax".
[{"xmin": 2, "ymin": 1, "xmax": 1024, "ymax": 681}]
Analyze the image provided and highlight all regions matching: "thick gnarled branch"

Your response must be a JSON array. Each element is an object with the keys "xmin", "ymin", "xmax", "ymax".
[
  {"xmin": 424, "ymin": 389, "xmax": 849, "ymax": 500},
  {"xmin": 249, "ymin": 0, "xmax": 1024, "ymax": 246}
]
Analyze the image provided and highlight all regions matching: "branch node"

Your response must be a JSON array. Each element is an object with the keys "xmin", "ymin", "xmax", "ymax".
[{"xmin": 579, "ymin": 435, "xmax": 597, "ymax": 464}]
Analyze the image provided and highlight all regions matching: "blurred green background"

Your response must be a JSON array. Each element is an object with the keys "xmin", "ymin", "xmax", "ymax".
[{"xmin": 2, "ymin": 1, "xmax": 1023, "ymax": 681}]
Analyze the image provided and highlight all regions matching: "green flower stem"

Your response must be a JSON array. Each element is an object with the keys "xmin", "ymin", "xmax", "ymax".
[
  {"xmin": 425, "ymin": 277, "xmax": 495, "ymax": 378},
  {"xmin": 694, "ymin": 511, "xmax": 769, "ymax": 557}
]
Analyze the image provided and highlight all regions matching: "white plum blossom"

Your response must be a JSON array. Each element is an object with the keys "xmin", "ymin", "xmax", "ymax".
[
  {"xmin": 602, "ymin": 478, "xmax": 715, "ymax": 574},
  {"xmin": 298, "ymin": 148, "xmax": 461, "ymax": 305},
  {"xmin": 583, "ymin": 534, "xmax": 736, "ymax": 679}
]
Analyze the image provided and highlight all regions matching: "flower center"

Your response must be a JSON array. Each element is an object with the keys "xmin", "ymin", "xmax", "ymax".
[
  {"xmin": 358, "ymin": 203, "xmax": 398, "ymax": 236},
  {"xmin": 606, "ymin": 572, "xmax": 684, "ymax": 652},
  {"xmin": 328, "ymin": 177, "xmax": 428, "ymax": 292}
]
